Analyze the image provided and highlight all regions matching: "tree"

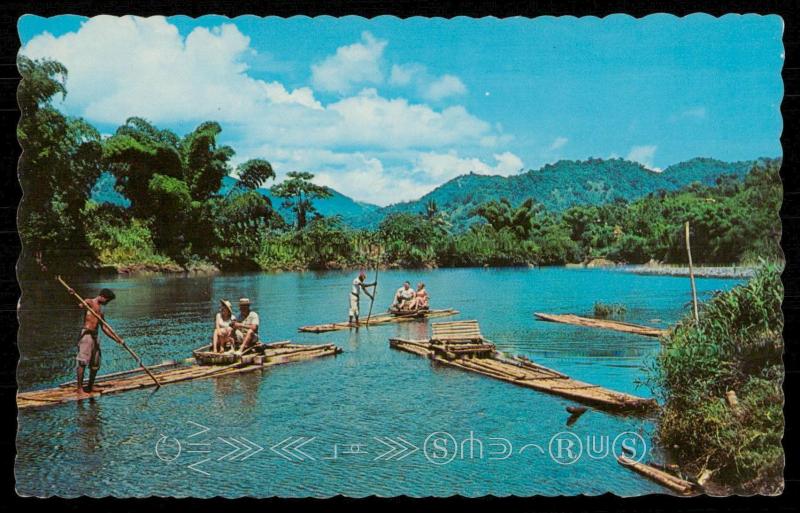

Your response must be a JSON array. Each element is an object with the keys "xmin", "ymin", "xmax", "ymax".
[
  {"xmin": 378, "ymin": 213, "xmax": 438, "ymax": 267},
  {"xmin": 270, "ymin": 171, "xmax": 332, "ymax": 230},
  {"xmin": 234, "ymin": 159, "xmax": 275, "ymax": 192},
  {"xmin": 473, "ymin": 198, "xmax": 535, "ymax": 239},
  {"xmin": 17, "ymin": 56, "xmax": 103, "ymax": 263}
]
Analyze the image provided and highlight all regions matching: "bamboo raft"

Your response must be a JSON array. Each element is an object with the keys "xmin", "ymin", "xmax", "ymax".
[
  {"xmin": 534, "ymin": 312, "xmax": 667, "ymax": 338},
  {"xmin": 390, "ymin": 320, "xmax": 657, "ymax": 414},
  {"xmin": 298, "ymin": 308, "xmax": 459, "ymax": 333},
  {"xmin": 17, "ymin": 341, "xmax": 341, "ymax": 410},
  {"xmin": 617, "ymin": 455, "xmax": 698, "ymax": 495}
]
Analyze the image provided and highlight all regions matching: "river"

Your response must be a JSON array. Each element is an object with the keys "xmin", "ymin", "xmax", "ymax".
[{"xmin": 16, "ymin": 267, "xmax": 742, "ymax": 497}]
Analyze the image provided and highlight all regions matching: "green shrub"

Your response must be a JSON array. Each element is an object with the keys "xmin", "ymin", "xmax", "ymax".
[
  {"xmin": 593, "ymin": 302, "xmax": 627, "ymax": 319},
  {"xmin": 647, "ymin": 264, "xmax": 784, "ymax": 493}
]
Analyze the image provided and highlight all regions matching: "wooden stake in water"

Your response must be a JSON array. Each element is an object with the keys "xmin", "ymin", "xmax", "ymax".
[{"xmin": 684, "ymin": 221, "xmax": 700, "ymax": 324}]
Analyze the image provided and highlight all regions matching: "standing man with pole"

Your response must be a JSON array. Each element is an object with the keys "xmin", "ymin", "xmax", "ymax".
[
  {"xmin": 349, "ymin": 270, "xmax": 376, "ymax": 328},
  {"xmin": 69, "ymin": 286, "xmax": 117, "ymax": 398},
  {"xmin": 59, "ymin": 276, "xmax": 161, "ymax": 395}
]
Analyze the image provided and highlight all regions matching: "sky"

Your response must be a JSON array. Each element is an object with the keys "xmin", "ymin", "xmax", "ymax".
[{"xmin": 18, "ymin": 14, "xmax": 784, "ymax": 206}]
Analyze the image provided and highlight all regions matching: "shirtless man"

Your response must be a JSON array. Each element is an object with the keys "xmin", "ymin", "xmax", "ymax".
[
  {"xmin": 232, "ymin": 298, "xmax": 260, "ymax": 353},
  {"xmin": 68, "ymin": 287, "xmax": 116, "ymax": 398}
]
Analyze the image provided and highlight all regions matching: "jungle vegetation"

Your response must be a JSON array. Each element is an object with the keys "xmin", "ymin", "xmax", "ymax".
[{"xmin": 18, "ymin": 56, "xmax": 782, "ymax": 275}]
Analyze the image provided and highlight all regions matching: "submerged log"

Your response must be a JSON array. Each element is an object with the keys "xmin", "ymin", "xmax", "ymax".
[
  {"xmin": 534, "ymin": 312, "xmax": 666, "ymax": 337},
  {"xmin": 617, "ymin": 455, "xmax": 697, "ymax": 495}
]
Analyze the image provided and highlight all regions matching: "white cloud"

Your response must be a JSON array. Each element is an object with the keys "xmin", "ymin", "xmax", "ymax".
[
  {"xmin": 423, "ymin": 74, "xmax": 467, "ymax": 101},
  {"xmin": 21, "ymin": 16, "xmax": 514, "ymax": 206},
  {"xmin": 310, "ymin": 31, "xmax": 386, "ymax": 94},
  {"xmin": 21, "ymin": 16, "xmax": 322, "ymax": 125},
  {"xmin": 549, "ymin": 136, "xmax": 568, "ymax": 151},
  {"xmin": 670, "ymin": 106, "xmax": 707, "ymax": 122},
  {"xmin": 389, "ymin": 63, "xmax": 425, "ymax": 86},
  {"xmin": 389, "ymin": 63, "xmax": 466, "ymax": 101},
  {"xmin": 414, "ymin": 151, "xmax": 523, "ymax": 181},
  {"xmin": 626, "ymin": 145, "xmax": 661, "ymax": 171}
]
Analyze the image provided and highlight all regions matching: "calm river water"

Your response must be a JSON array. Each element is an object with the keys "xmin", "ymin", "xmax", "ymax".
[{"xmin": 16, "ymin": 267, "xmax": 741, "ymax": 497}]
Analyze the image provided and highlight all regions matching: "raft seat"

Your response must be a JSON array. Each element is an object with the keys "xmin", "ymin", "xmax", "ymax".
[{"xmin": 431, "ymin": 320, "xmax": 484, "ymax": 344}]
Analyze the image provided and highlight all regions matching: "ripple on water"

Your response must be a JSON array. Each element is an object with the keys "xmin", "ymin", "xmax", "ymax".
[{"xmin": 17, "ymin": 268, "xmax": 742, "ymax": 497}]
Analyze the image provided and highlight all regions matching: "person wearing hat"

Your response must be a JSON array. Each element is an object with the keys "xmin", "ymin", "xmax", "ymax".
[
  {"xmin": 67, "ymin": 286, "xmax": 116, "ymax": 398},
  {"xmin": 212, "ymin": 299, "xmax": 237, "ymax": 353},
  {"xmin": 232, "ymin": 298, "xmax": 260, "ymax": 352},
  {"xmin": 349, "ymin": 271, "xmax": 376, "ymax": 327}
]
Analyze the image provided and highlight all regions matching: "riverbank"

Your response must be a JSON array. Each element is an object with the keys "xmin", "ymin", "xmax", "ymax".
[
  {"xmin": 646, "ymin": 265, "xmax": 783, "ymax": 495},
  {"xmin": 621, "ymin": 264, "xmax": 756, "ymax": 279}
]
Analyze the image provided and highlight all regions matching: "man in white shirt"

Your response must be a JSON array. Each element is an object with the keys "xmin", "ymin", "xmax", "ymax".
[
  {"xmin": 233, "ymin": 297, "xmax": 260, "ymax": 352},
  {"xmin": 392, "ymin": 281, "xmax": 416, "ymax": 311},
  {"xmin": 349, "ymin": 271, "xmax": 376, "ymax": 326}
]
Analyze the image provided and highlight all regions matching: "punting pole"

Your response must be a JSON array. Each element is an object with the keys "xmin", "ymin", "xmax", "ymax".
[{"xmin": 56, "ymin": 275, "xmax": 161, "ymax": 388}]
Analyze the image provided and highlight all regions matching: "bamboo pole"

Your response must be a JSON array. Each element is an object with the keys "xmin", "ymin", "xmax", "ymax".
[
  {"xmin": 684, "ymin": 222, "xmax": 700, "ymax": 324},
  {"xmin": 56, "ymin": 275, "xmax": 161, "ymax": 388},
  {"xmin": 366, "ymin": 245, "xmax": 379, "ymax": 326}
]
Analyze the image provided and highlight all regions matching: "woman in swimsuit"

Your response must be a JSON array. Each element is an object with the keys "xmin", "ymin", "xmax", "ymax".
[{"xmin": 212, "ymin": 299, "xmax": 236, "ymax": 352}]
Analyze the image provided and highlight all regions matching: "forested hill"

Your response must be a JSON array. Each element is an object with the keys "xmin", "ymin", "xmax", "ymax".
[
  {"xmin": 91, "ymin": 173, "xmax": 380, "ymax": 221},
  {"xmin": 347, "ymin": 157, "xmax": 757, "ymax": 231},
  {"xmin": 92, "ymin": 157, "xmax": 758, "ymax": 232}
]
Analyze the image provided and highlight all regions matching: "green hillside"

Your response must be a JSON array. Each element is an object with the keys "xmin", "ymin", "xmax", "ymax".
[
  {"xmin": 349, "ymin": 157, "xmax": 755, "ymax": 231},
  {"xmin": 91, "ymin": 173, "xmax": 379, "ymax": 223}
]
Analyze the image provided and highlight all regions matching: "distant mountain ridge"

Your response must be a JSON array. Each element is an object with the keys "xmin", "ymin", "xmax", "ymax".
[
  {"xmin": 345, "ymin": 157, "xmax": 759, "ymax": 231},
  {"xmin": 91, "ymin": 174, "xmax": 380, "ymax": 223},
  {"xmin": 92, "ymin": 157, "xmax": 761, "ymax": 231}
]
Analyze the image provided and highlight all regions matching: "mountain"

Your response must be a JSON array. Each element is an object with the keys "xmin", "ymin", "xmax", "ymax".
[
  {"xmin": 90, "ymin": 173, "xmax": 380, "ymax": 223},
  {"xmin": 347, "ymin": 157, "xmax": 757, "ymax": 231},
  {"xmin": 91, "ymin": 157, "xmax": 760, "ymax": 232}
]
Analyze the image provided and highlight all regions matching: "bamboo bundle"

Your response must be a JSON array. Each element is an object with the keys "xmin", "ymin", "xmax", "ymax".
[
  {"xmin": 298, "ymin": 308, "xmax": 459, "ymax": 333},
  {"xmin": 534, "ymin": 312, "xmax": 667, "ymax": 337},
  {"xmin": 617, "ymin": 455, "xmax": 697, "ymax": 495},
  {"xmin": 17, "ymin": 342, "xmax": 342, "ymax": 410},
  {"xmin": 389, "ymin": 321, "xmax": 658, "ymax": 414}
]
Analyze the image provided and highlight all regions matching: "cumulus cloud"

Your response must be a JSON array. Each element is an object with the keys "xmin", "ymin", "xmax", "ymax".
[
  {"xmin": 389, "ymin": 63, "xmax": 467, "ymax": 101},
  {"xmin": 423, "ymin": 74, "xmax": 467, "ymax": 101},
  {"xmin": 549, "ymin": 136, "xmax": 568, "ymax": 151},
  {"xmin": 414, "ymin": 151, "xmax": 523, "ymax": 181},
  {"xmin": 21, "ymin": 16, "xmax": 514, "ymax": 206},
  {"xmin": 626, "ymin": 145, "xmax": 661, "ymax": 171},
  {"xmin": 21, "ymin": 16, "xmax": 322, "ymax": 125},
  {"xmin": 310, "ymin": 31, "xmax": 386, "ymax": 94}
]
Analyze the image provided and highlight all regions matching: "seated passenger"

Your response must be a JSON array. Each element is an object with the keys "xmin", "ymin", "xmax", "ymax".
[
  {"xmin": 410, "ymin": 282, "xmax": 429, "ymax": 310},
  {"xmin": 212, "ymin": 299, "xmax": 236, "ymax": 353},
  {"xmin": 392, "ymin": 281, "xmax": 416, "ymax": 311},
  {"xmin": 232, "ymin": 297, "xmax": 260, "ymax": 353}
]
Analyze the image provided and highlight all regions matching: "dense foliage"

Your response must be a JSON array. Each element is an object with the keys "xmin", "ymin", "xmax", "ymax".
[
  {"xmin": 349, "ymin": 157, "xmax": 756, "ymax": 231},
  {"xmin": 18, "ymin": 57, "xmax": 781, "ymax": 275},
  {"xmin": 646, "ymin": 265, "xmax": 783, "ymax": 493}
]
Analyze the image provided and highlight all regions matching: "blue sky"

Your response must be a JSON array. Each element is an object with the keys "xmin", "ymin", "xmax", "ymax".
[{"xmin": 18, "ymin": 14, "xmax": 783, "ymax": 205}]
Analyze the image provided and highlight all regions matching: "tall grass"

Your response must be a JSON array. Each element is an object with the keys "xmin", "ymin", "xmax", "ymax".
[{"xmin": 646, "ymin": 264, "xmax": 783, "ymax": 493}]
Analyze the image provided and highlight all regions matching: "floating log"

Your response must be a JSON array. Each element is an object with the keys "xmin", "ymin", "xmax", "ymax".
[
  {"xmin": 566, "ymin": 406, "xmax": 588, "ymax": 415},
  {"xmin": 534, "ymin": 312, "xmax": 666, "ymax": 338},
  {"xmin": 390, "ymin": 321, "xmax": 658, "ymax": 414},
  {"xmin": 17, "ymin": 341, "xmax": 342, "ymax": 410},
  {"xmin": 617, "ymin": 455, "xmax": 698, "ymax": 495},
  {"xmin": 298, "ymin": 308, "xmax": 459, "ymax": 333}
]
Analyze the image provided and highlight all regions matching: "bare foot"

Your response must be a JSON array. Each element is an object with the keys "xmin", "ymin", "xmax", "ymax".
[{"xmin": 76, "ymin": 389, "xmax": 93, "ymax": 399}]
